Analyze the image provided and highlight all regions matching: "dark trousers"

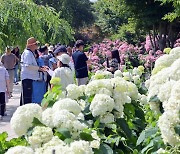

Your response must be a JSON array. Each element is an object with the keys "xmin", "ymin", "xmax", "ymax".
[
  {"xmin": 46, "ymin": 74, "xmax": 51, "ymax": 92},
  {"xmin": 0, "ymin": 92, "xmax": 5, "ymax": 116},
  {"xmin": 20, "ymin": 79, "xmax": 33, "ymax": 106}
]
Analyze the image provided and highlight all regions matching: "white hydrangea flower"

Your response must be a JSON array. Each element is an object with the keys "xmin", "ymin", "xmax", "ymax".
[
  {"xmin": 132, "ymin": 67, "xmax": 142, "ymax": 76},
  {"xmin": 77, "ymin": 112, "xmax": 85, "ymax": 120},
  {"xmin": 90, "ymin": 130, "xmax": 101, "ymax": 149},
  {"xmin": 43, "ymin": 136, "xmax": 65, "ymax": 147},
  {"xmin": 169, "ymin": 58, "xmax": 180, "ymax": 81},
  {"xmin": 34, "ymin": 136, "xmax": 67, "ymax": 154},
  {"xmin": 111, "ymin": 77, "xmax": 128, "ymax": 93},
  {"xmin": 114, "ymin": 70, "xmax": 123, "ymax": 77},
  {"xmin": 122, "ymin": 72, "xmax": 132, "ymax": 81},
  {"xmin": 90, "ymin": 94, "xmax": 115, "ymax": 117},
  {"xmin": 85, "ymin": 79, "xmax": 113, "ymax": 96},
  {"xmin": 66, "ymin": 84, "xmax": 82, "ymax": 100},
  {"xmin": 91, "ymin": 70, "xmax": 113, "ymax": 80},
  {"xmin": 132, "ymin": 75, "xmax": 140, "ymax": 84},
  {"xmin": 170, "ymin": 80, "xmax": 180, "ymax": 100},
  {"xmin": 157, "ymin": 148, "xmax": 169, "ymax": 154},
  {"xmin": 35, "ymin": 145, "xmax": 69, "ymax": 154},
  {"xmin": 97, "ymin": 88, "xmax": 112, "ymax": 96},
  {"xmin": 126, "ymin": 82, "xmax": 139, "ymax": 100},
  {"xmin": 70, "ymin": 140, "xmax": 93, "ymax": 154},
  {"xmin": 10, "ymin": 104, "xmax": 42, "ymax": 136},
  {"xmin": 77, "ymin": 99, "xmax": 86, "ymax": 110},
  {"xmin": 138, "ymin": 94, "xmax": 148, "ymax": 105},
  {"xmin": 53, "ymin": 98, "xmax": 81, "ymax": 116},
  {"xmin": 169, "ymin": 47, "xmax": 180, "ymax": 55},
  {"xmin": 41, "ymin": 108, "xmax": 54, "ymax": 128},
  {"xmin": 28, "ymin": 126, "xmax": 53, "ymax": 148},
  {"xmin": 157, "ymin": 80, "xmax": 176, "ymax": 102},
  {"xmin": 100, "ymin": 113, "xmax": 115, "ymax": 124},
  {"xmin": 53, "ymin": 109, "xmax": 76, "ymax": 128},
  {"xmin": 5, "ymin": 146, "xmax": 34, "ymax": 154},
  {"xmin": 158, "ymin": 110, "xmax": 180, "ymax": 146}
]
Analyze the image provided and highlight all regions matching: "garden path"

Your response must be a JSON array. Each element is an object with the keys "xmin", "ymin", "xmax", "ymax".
[{"xmin": 0, "ymin": 83, "xmax": 21, "ymax": 140}]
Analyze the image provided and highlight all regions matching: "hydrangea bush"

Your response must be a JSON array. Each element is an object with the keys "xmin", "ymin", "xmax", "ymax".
[
  {"xmin": 2, "ymin": 69, "xmax": 149, "ymax": 153},
  {"xmin": 137, "ymin": 47, "xmax": 180, "ymax": 153}
]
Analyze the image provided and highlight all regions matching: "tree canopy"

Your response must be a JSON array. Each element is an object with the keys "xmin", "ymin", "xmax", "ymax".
[
  {"xmin": 33, "ymin": 0, "xmax": 94, "ymax": 29},
  {"xmin": 0, "ymin": 0, "xmax": 74, "ymax": 53},
  {"xmin": 93, "ymin": 0, "xmax": 180, "ymax": 49}
]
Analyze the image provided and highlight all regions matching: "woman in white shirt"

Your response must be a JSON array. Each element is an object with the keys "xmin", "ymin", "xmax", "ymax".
[{"xmin": 52, "ymin": 54, "xmax": 74, "ymax": 91}]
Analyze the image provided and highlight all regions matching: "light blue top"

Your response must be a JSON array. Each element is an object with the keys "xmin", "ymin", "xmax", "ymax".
[
  {"xmin": 0, "ymin": 66, "xmax": 9, "ymax": 92},
  {"xmin": 20, "ymin": 49, "xmax": 39, "ymax": 80}
]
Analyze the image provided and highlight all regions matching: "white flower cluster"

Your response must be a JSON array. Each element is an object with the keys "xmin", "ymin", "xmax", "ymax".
[
  {"xmin": 90, "ymin": 94, "xmax": 115, "ymax": 117},
  {"xmin": 66, "ymin": 84, "xmax": 85, "ymax": 100},
  {"xmin": 152, "ymin": 47, "xmax": 180, "ymax": 75},
  {"xmin": 41, "ymin": 98, "xmax": 87, "ymax": 139},
  {"xmin": 10, "ymin": 104, "xmax": 42, "ymax": 136},
  {"xmin": 120, "ymin": 66, "xmax": 144, "ymax": 84},
  {"xmin": 5, "ymin": 146, "xmax": 34, "ymax": 154},
  {"xmin": 87, "ymin": 77, "xmax": 139, "ymax": 121},
  {"xmin": 147, "ymin": 47, "xmax": 180, "ymax": 146},
  {"xmin": 53, "ymin": 98, "xmax": 81, "ymax": 116},
  {"xmin": 35, "ymin": 139, "xmax": 94, "ymax": 154},
  {"xmin": 27, "ymin": 126, "xmax": 54, "ymax": 148},
  {"xmin": 91, "ymin": 70, "xmax": 113, "ymax": 80}
]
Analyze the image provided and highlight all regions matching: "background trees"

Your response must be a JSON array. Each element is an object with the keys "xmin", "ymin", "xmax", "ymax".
[
  {"xmin": 93, "ymin": 0, "xmax": 180, "ymax": 49},
  {"xmin": 0, "ymin": 0, "xmax": 74, "ymax": 53},
  {"xmin": 33, "ymin": 0, "xmax": 94, "ymax": 30}
]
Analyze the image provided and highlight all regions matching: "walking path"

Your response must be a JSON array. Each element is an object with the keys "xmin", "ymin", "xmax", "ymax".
[{"xmin": 0, "ymin": 83, "xmax": 21, "ymax": 140}]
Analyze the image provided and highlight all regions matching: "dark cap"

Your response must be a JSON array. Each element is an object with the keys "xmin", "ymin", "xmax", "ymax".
[
  {"xmin": 39, "ymin": 46, "xmax": 48, "ymax": 53},
  {"xmin": 54, "ymin": 45, "xmax": 67, "ymax": 55},
  {"xmin": 75, "ymin": 40, "xmax": 84, "ymax": 48}
]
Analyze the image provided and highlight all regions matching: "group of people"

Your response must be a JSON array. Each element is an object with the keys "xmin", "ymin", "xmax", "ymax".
[{"xmin": 0, "ymin": 37, "xmax": 121, "ymax": 119}]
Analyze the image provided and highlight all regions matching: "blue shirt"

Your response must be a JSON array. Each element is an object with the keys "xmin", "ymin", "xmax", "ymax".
[
  {"xmin": 72, "ymin": 50, "xmax": 88, "ymax": 78},
  {"xmin": 20, "ymin": 49, "xmax": 39, "ymax": 80}
]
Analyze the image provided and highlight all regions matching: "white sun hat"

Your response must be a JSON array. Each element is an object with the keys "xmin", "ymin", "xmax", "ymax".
[{"xmin": 57, "ymin": 54, "xmax": 71, "ymax": 65}]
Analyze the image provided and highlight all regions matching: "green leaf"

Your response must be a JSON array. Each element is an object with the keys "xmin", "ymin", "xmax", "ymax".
[
  {"xmin": 116, "ymin": 118, "xmax": 132, "ymax": 138},
  {"xmin": 136, "ymin": 131, "xmax": 145, "ymax": 146},
  {"xmin": 174, "ymin": 124, "xmax": 180, "ymax": 136},
  {"xmin": 32, "ymin": 117, "xmax": 46, "ymax": 127},
  {"xmin": 0, "ymin": 132, "xmax": 8, "ymax": 141},
  {"xmin": 99, "ymin": 143, "xmax": 113, "ymax": 154},
  {"xmin": 80, "ymin": 132, "xmax": 94, "ymax": 141},
  {"xmin": 56, "ymin": 128, "xmax": 71, "ymax": 140},
  {"xmin": 141, "ymin": 140, "xmax": 154, "ymax": 153},
  {"xmin": 94, "ymin": 118, "xmax": 100, "ymax": 128},
  {"xmin": 145, "ymin": 127, "xmax": 158, "ymax": 138}
]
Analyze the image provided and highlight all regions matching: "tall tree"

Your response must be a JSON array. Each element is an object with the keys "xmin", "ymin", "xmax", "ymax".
[
  {"xmin": 0, "ymin": 0, "xmax": 74, "ymax": 53},
  {"xmin": 33, "ymin": 0, "xmax": 94, "ymax": 29}
]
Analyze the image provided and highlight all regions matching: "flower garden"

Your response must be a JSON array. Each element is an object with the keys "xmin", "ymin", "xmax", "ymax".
[{"xmin": 0, "ymin": 38, "xmax": 180, "ymax": 154}]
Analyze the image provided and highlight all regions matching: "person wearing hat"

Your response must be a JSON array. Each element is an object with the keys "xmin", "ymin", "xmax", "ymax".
[
  {"xmin": 1, "ymin": 47, "xmax": 16, "ymax": 97},
  {"xmin": 49, "ymin": 45, "xmax": 67, "ymax": 71},
  {"xmin": 20, "ymin": 37, "xmax": 46, "ymax": 105},
  {"xmin": 72, "ymin": 40, "xmax": 89, "ymax": 86},
  {"xmin": 52, "ymin": 53, "xmax": 74, "ymax": 91}
]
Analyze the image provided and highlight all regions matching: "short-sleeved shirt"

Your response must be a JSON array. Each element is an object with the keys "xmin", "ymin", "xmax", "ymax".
[
  {"xmin": 0, "ymin": 66, "xmax": 9, "ymax": 92},
  {"xmin": 1, "ymin": 53, "xmax": 16, "ymax": 69},
  {"xmin": 72, "ymin": 50, "xmax": 88, "ymax": 78},
  {"xmin": 20, "ymin": 49, "xmax": 39, "ymax": 80},
  {"xmin": 53, "ymin": 67, "xmax": 74, "ymax": 91}
]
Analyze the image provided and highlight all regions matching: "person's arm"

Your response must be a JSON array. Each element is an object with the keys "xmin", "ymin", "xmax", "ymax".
[{"xmin": 5, "ymin": 70, "xmax": 10, "ymax": 97}]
